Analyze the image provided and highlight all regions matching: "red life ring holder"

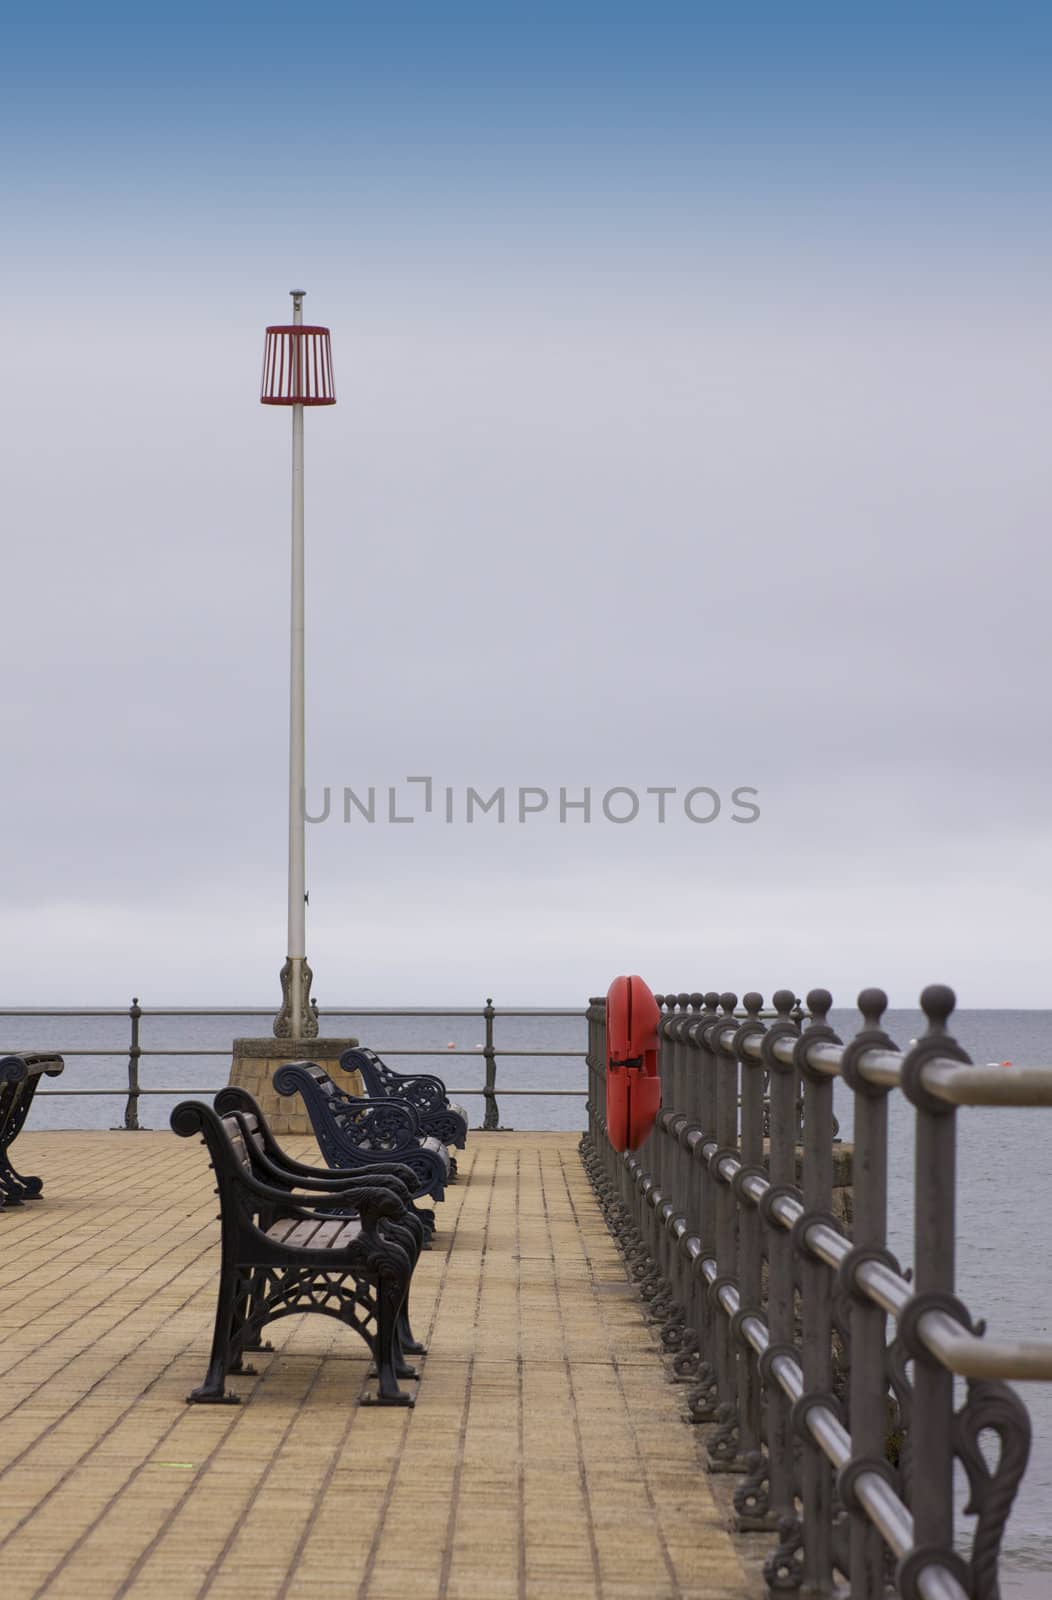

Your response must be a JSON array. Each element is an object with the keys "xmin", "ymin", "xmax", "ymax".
[{"xmin": 605, "ymin": 974, "xmax": 661, "ymax": 1152}]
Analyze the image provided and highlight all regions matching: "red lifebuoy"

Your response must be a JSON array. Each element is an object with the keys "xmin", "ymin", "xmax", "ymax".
[{"xmin": 605, "ymin": 974, "xmax": 661, "ymax": 1152}]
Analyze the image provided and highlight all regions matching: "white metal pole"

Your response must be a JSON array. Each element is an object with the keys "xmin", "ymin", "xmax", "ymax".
[{"xmin": 287, "ymin": 288, "xmax": 307, "ymax": 1038}]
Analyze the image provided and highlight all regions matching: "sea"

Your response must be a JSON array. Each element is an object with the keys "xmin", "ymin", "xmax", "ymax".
[{"xmin": 4, "ymin": 1004, "xmax": 1051, "ymax": 1597}]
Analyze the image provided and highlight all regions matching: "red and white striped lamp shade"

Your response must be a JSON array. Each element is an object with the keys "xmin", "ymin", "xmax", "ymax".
[{"xmin": 260, "ymin": 325, "xmax": 336, "ymax": 405}]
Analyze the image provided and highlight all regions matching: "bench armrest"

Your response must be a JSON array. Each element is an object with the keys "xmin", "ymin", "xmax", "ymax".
[
  {"xmin": 283, "ymin": 1187, "xmax": 408, "ymax": 1222},
  {"xmin": 0, "ymin": 1054, "xmax": 65, "ymax": 1084}
]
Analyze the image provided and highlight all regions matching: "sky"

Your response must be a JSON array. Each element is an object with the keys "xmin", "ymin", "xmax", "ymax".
[{"xmin": 2, "ymin": 8, "xmax": 1052, "ymax": 1007}]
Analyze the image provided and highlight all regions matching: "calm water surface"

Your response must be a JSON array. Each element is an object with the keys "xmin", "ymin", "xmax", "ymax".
[{"xmin": 4, "ymin": 1004, "xmax": 1051, "ymax": 1592}]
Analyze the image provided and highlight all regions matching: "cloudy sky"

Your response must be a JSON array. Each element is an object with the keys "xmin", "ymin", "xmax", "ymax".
[{"xmin": 3, "ymin": 7, "xmax": 1051, "ymax": 1007}]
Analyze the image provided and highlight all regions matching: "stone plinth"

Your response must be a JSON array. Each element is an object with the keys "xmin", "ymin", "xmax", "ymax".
[{"xmin": 229, "ymin": 1037, "xmax": 361, "ymax": 1136}]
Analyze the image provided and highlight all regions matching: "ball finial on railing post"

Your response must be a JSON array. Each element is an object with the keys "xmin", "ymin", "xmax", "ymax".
[
  {"xmin": 806, "ymin": 989, "xmax": 833, "ymax": 1027},
  {"xmin": 772, "ymin": 989, "xmax": 796, "ymax": 1023},
  {"xmin": 857, "ymin": 987, "xmax": 889, "ymax": 1029},
  {"xmin": 920, "ymin": 984, "xmax": 957, "ymax": 1034}
]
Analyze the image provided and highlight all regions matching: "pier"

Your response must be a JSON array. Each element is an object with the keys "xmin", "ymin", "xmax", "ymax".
[{"xmin": 4, "ymin": 985, "xmax": 1052, "ymax": 1599}]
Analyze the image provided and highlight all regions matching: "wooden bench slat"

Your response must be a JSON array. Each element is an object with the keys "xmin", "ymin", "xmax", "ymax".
[{"xmin": 265, "ymin": 1215, "xmax": 364, "ymax": 1251}]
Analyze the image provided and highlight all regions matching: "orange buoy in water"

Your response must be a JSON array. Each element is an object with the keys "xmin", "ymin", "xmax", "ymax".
[{"xmin": 605, "ymin": 974, "xmax": 662, "ymax": 1152}]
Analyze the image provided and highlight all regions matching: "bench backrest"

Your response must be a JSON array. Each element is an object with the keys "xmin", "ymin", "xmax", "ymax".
[
  {"xmin": 347, "ymin": 1049, "xmax": 401, "ymax": 1099},
  {"xmin": 274, "ymin": 1061, "xmax": 438, "ymax": 1163},
  {"xmin": 221, "ymin": 1113, "xmax": 253, "ymax": 1173},
  {"xmin": 340, "ymin": 1048, "xmax": 453, "ymax": 1118},
  {"xmin": 173, "ymin": 1102, "xmax": 282, "ymax": 1236},
  {"xmin": 278, "ymin": 1064, "xmax": 413, "ymax": 1144}
]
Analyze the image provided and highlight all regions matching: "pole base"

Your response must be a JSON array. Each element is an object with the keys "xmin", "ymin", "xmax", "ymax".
[{"xmin": 273, "ymin": 957, "xmax": 318, "ymax": 1039}]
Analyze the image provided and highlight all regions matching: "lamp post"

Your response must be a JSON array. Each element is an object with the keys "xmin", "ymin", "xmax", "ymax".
[{"xmin": 260, "ymin": 290, "xmax": 336, "ymax": 1039}]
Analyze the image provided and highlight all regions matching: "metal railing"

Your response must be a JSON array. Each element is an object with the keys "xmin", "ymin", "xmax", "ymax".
[
  {"xmin": 0, "ymin": 999, "xmax": 586, "ymax": 1129},
  {"xmin": 581, "ymin": 986, "xmax": 1052, "ymax": 1600}
]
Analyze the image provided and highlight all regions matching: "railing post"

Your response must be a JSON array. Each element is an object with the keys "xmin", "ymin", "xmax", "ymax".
[
  {"xmin": 647, "ymin": 993, "xmax": 688, "ymax": 1330},
  {"xmin": 899, "ymin": 987, "xmax": 967, "ymax": 1581},
  {"xmin": 124, "ymin": 997, "xmax": 142, "ymax": 1131},
  {"xmin": 791, "ymin": 994, "xmax": 806, "ymax": 1141},
  {"xmin": 481, "ymin": 997, "xmax": 500, "ymax": 1130},
  {"xmin": 668, "ymin": 994, "xmax": 704, "ymax": 1374},
  {"xmin": 760, "ymin": 989, "xmax": 804, "ymax": 1590},
  {"xmin": 838, "ymin": 988, "xmax": 897, "ymax": 1600},
  {"xmin": 707, "ymin": 991, "xmax": 743, "ymax": 1471},
  {"xmin": 794, "ymin": 988, "xmax": 841, "ymax": 1598},
  {"xmin": 629, "ymin": 994, "xmax": 669, "ymax": 1291},
  {"xmin": 731, "ymin": 992, "xmax": 772, "ymax": 1528},
  {"xmin": 585, "ymin": 999, "xmax": 598, "ymax": 1146},
  {"xmin": 686, "ymin": 991, "xmax": 721, "ymax": 1423}
]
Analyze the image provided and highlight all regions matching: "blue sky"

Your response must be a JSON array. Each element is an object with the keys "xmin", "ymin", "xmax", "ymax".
[
  {"xmin": 3, "ymin": 10, "xmax": 1052, "ymax": 1005},
  {"xmin": 6, "ymin": 11, "xmax": 1051, "ymax": 275},
  {"xmin": 6, "ymin": 14, "xmax": 1051, "ymax": 208}
]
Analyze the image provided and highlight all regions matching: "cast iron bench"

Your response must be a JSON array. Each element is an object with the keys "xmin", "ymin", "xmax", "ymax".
[
  {"xmin": 172, "ymin": 1096, "xmax": 423, "ymax": 1407},
  {"xmin": 273, "ymin": 1061, "xmax": 451, "ymax": 1202},
  {"xmin": 341, "ymin": 1046, "xmax": 469, "ymax": 1156},
  {"xmin": 0, "ymin": 1053, "xmax": 64, "ymax": 1209}
]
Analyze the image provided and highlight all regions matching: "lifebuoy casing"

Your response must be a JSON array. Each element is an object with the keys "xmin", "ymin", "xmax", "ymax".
[{"xmin": 605, "ymin": 974, "xmax": 661, "ymax": 1151}]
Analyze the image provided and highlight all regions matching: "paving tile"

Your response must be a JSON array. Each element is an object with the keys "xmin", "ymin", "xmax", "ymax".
[{"xmin": 0, "ymin": 1131, "xmax": 746, "ymax": 1599}]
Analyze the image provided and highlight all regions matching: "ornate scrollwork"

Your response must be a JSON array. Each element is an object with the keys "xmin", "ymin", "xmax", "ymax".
[
  {"xmin": 686, "ymin": 1365, "xmax": 719, "ymax": 1423},
  {"xmin": 670, "ymin": 1329, "xmax": 702, "ymax": 1379},
  {"xmin": 659, "ymin": 1306, "xmax": 690, "ymax": 1347},
  {"xmin": 764, "ymin": 1512, "xmax": 805, "ymax": 1593},
  {"xmin": 231, "ymin": 1262, "xmax": 380, "ymax": 1374},
  {"xmin": 830, "ymin": 1480, "xmax": 851, "ymax": 1580},
  {"xmin": 885, "ymin": 1334, "xmax": 913, "ymax": 1494},
  {"xmin": 643, "ymin": 1280, "xmax": 676, "ymax": 1315},
  {"xmin": 954, "ymin": 1379, "xmax": 1031, "ymax": 1600},
  {"xmin": 707, "ymin": 1400, "xmax": 741, "ymax": 1470},
  {"xmin": 830, "ymin": 1289, "xmax": 852, "ymax": 1421},
  {"xmin": 626, "ymin": 1243, "xmax": 652, "ymax": 1276},
  {"xmin": 733, "ymin": 1448, "xmax": 773, "ymax": 1528},
  {"xmin": 273, "ymin": 958, "xmax": 319, "ymax": 1039}
]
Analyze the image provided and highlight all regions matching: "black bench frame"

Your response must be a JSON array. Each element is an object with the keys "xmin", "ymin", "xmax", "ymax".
[
  {"xmin": 0, "ymin": 1053, "xmax": 64, "ymax": 1209},
  {"xmin": 342, "ymin": 1046, "xmax": 469, "ymax": 1154},
  {"xmin": 172, "ymin": 1097, "xmax": 422, "ymax": 1407}
]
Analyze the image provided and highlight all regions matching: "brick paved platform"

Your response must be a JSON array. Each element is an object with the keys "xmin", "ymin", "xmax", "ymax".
[{"xmin": 0, "ymin": 1132, "xmax": 747, "ymax": 1600}]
